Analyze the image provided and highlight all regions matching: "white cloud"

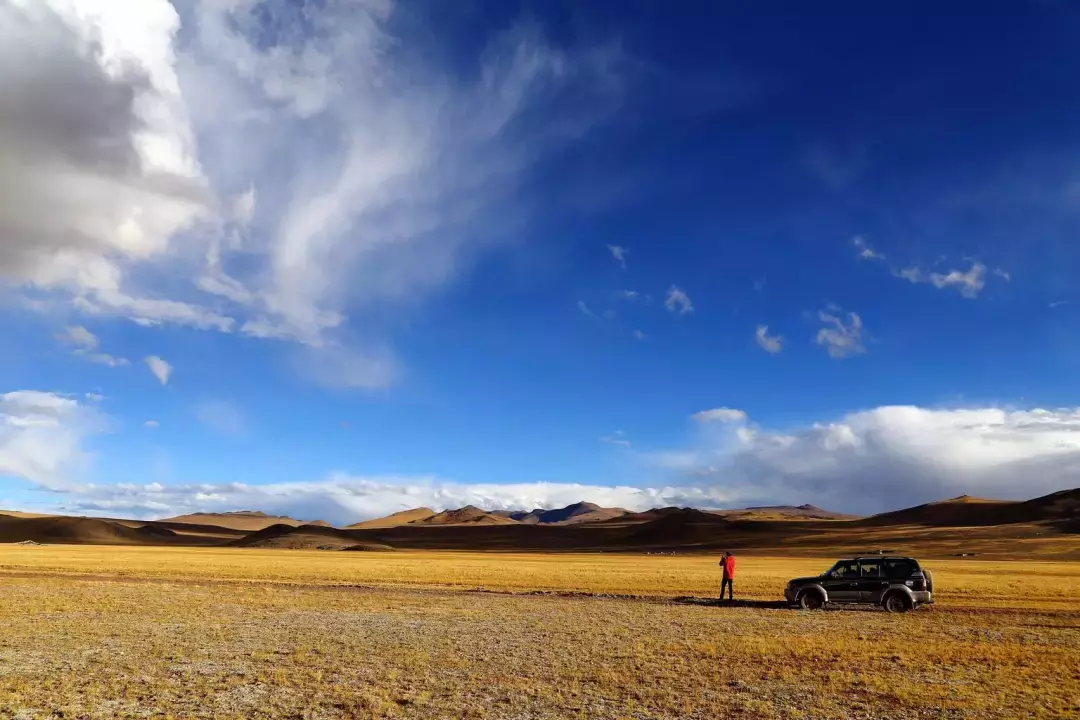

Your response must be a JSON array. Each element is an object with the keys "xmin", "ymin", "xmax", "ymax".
[
  {"xmin": 691, "ymin": 408, "xmax": 748, "ymax": 423},
  {"xmin": 144, "ymin": 356, "xmax": 172, "ymax": 385},
  {"xmin": 633, "ymin": 329, "xmax": 647, "ymax": 341},
  {"xmin": 57, "ymin": 326, "xmax": 98, "ymax": 350},
  {"xmin": 607, "ymin": 244, "xmax": 628, "ymax": 269},
  {"xmin": 0, "ymin": 391, "xmax": 97, "ymax": 488},
  {"xmin": 816, "ymin": 310, "xmax": 866, "ymax": 358},
  {"xmin": 600, "ymin": 435, "xmax": 631, "ymax": 448},
  {"xmin": 655, "ymin": 405, "xmax": 1080, "ymax": 514},
  {"xmin": 84, "ymin": 393, "xmax": 104, "ymax": 402},
  {"xmin": 618, "ymin": 290, "xmax": 639, "ymax": 300},
  {"xmin": 1, "ymin": 0, "xmax": 624, "ymax": 386},
  {"xmin": 194, "ymin": 399, "xmax": 247, "ymax": 437},
  {"xmin": 852, "ymin": 235, "xmax": 884, "ymax": 260},
  {"xmin": 993, "ymin": 268, "xmax": 1011, "ymax": 282},
  {"xmin": 665, "ymin": 286, "xmax": 694, "ymax": 315},
  {"xmin": 754, "ymin": 325, "xmax": 783, "ymax": 354},
  {"xmin": 56, "ymin": 325, "xmax": 129, "ymax": 366},
  {"xmin": 144, "ymin": 420, "xmax": 159, "ymax": 429},
  {"xmin": 577, "ymin": 300, "xmax": 600, "ymax": 320},
  {"xmin": 14, "ymin": 399, "xmax": 1080, "ymax": 520},
  {"xmin": 894, "ymin": 262, "xmax": 989, "ymax": 299}
]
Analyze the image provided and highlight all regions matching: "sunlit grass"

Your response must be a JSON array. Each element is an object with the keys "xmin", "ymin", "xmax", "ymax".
[{"xmin": 0, "ymin": 545, "xmax": 1077, "ymax": 718}]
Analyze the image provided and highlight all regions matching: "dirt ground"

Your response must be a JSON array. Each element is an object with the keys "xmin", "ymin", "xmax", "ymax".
[{"xmin": 0, "ymin": 547, "xmax": 1077, "ymax": 719}]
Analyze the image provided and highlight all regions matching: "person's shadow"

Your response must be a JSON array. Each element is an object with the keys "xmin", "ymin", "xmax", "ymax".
[{"xmin": 672, "ymin": 596, "xmax": 789, "ymax": 610}]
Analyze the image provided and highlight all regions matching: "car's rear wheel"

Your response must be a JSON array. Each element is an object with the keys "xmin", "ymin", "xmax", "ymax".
[
  {"xmin": 798, "ymin": 590, "xmax": 824, "ymax": 610},
  {"xmin": 883, "ymin": 592, "xmax": 912, "ymax": 614}
]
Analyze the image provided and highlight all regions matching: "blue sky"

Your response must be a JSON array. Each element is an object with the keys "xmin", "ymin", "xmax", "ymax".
[{"xmin": 2, "ymin": 0, "xmax": 1080, "ymax": 523}]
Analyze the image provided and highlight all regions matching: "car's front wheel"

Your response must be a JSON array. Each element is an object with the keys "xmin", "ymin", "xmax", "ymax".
[
  {"xmin": 798, "ymin": 590, "xmax": 824, "ymax": 610},
  {"xmin": 883, "ymin": 592, "xmax": 912, "ymax": 614}
]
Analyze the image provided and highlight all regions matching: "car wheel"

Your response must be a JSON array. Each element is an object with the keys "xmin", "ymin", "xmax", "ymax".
[
  {"xmin": 883, "ymin": 592, "xmax": 912, "ymax": 614},
  {"xmin": 798, "ymin": 591, "xmax": 824, "ymax": 610}
]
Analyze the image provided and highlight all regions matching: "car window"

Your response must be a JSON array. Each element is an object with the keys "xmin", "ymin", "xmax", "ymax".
[
  {"xmin": 859, "ymin": 562, "xmax": 881, "ymax": 578},
  {"xmin": 829, "ymin": 561, "xmax": 859, "ymax": 578},
  {"xmin": 882, "ymin": 559, "xmax": 917, "ymax": 579}
]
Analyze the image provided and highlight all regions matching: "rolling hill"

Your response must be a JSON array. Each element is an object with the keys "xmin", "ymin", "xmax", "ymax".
[
  {"xmin": 494, "ymin": 502, "xmax": 630, "ymax": 525},
  {"xmin": 230, "ymin": 524, "xmax": 394, "ymax": 551},
  {"xmin": 347, "ymin": 507, "xmax": 437, "ymax": 529},
  {"xmin": 0, "ymin": 515, "xmax": 182, "ymax": 545},
  {"xmin": 162, "ymin": 511, "xmax": 331, "ymax": 532},
  {"xmin": 408, "ymin": 506, "xmax": 519, "ymax": 525}
]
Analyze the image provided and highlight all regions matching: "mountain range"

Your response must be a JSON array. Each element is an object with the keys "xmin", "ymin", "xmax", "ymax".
[{"xmin": 2, "ymin": 489, "xmax": 1077, "ymax": 558}]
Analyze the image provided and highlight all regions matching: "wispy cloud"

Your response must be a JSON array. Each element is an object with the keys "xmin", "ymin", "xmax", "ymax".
[
  {"xmin": 754, "ymin": 325, "xmax": 783, "ymax": 354},
  {"xmin": 600, "ymin": 430, "xmax": 632, "ymax": 447},
  {"xmin": 816, "ymin": 310, "xmax": 866, "ymax": 358},
  {"xmin": 633, "ymin": 329, "xmax": 647, "ymax": 341},
  {"xmin": 144, "ymin": 420, "xmax": 160, "ymax": 429},
  {"xmin": 0, "ymin": 0, "xmax": 626, "ymax": 388},
  {"xmin": 577, "ymin": 301, "xmax": 600, "ymax": 320},
  {"xmin": 607, "ymin": 245, "xmax": 628, "ymax": 269},
  {"xmin": 194, "ymin": 399, "xmax": 247, "ymax": 437},
  {"xmin": 664, "ymin": 286, "xmax": 694, "ymax": 315},
  {"xmin": 852, "ymin": 235, "xmax": 884, "ymax": 260},
  {"xmin": 618, "ymin": 290, "xmax": 639, "ymax": 300},
  {"xmin": 56, "ymin": 326, "xmax": 130, "ymax": 367},
  {"xmin": 145, "ymin": 356, "xmax": 173, "ymax": 386},
  {"xmin": 691, "ymin": 408, "xmax": 747, "ymax": 423}
]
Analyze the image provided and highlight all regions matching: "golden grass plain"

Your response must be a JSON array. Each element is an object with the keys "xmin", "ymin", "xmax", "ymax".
[{"xmin": 0, "ymin": 545, "xmax": 1078, "ymax": 719}]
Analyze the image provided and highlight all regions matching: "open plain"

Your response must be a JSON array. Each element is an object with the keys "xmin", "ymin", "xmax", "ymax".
[{"xmin": 0, "ymin": 546, "xmax": 1078, "ymax": 720}]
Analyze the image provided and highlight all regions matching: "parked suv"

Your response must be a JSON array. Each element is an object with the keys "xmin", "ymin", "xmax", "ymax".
[{"xmin": 784, "ymin": 556, "xmax": 934, "ymax": 612}]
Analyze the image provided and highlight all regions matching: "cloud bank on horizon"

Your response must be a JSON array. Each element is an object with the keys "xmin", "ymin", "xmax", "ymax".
[{"xmin": 3, "ymin": 391, "xmax": 1078, "ymax": 523}]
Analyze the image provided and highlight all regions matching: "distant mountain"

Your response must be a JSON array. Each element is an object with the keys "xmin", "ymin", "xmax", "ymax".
[
  {"xmin": 347, "ymin": 507, "xmax": 436, "ymax": 529},
  {"xmin": 409, "ymin": 505, "xmax": 519, "ymax": 525},
  {"xmin": 162, "ymin": 511, "xmax": 330, "ymax": 532},
  {"xmin": 495, "ymin": 502, "xmax": 630, "ymax": 525}
]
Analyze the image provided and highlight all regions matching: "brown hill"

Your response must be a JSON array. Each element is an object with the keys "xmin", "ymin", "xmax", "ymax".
[
  {"xmin": 162, "ymin": 511, "xmax": 329, "ymax": 532},
  {"xmin": 230, "ymin": 524, "xmax": 394, "ymax": 551},
  {"xmin": 0, "ymin": 516, "xmax": 181, "ymax": 545},
  {"xmin": 347, "ymin": 507, "xmax": 436, "ymax": 529},
  {"xmin": 410, "ymin": 506, "xmax": 519, "ymax": 526},
  {"xmin": 497, "ymin": 502, "xmax": 630, "ymax": 525},
  {"xmin": 712, "ymin": 504, "xmax": 859, "ymax": 521}
]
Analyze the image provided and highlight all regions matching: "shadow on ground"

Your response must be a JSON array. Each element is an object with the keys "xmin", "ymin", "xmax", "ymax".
[{"xmin": 672, "ymin": 597, "xmax": 789, "ymax": 609}]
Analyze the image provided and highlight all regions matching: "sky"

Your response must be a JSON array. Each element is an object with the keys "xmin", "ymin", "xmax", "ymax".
[{"xmin": 2, "ymin": 0, "xmax": 1080, "ymax": 525}]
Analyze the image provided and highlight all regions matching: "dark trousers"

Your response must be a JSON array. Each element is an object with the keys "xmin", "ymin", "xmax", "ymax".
[{"xmin": 721, "ymin": 576, "xmax": 733, "ymax": 600}]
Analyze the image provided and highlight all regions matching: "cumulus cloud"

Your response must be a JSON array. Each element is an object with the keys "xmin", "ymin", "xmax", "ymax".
[
  {"xmin": 10, "ymin": 396, "xmax": 1080, "ymax": 519},
  {"xmin": 0, "ymin": 391, "xmax": 98, "ymax": 488},
  {"xmin": 657, "ymin": 406, "xmax": 1080, "ymax": 514},
  {"xmin": 691, "ymin": 408, "xmax": 747, "ymax": 423},
  {"xmin": 1, "ymin": 0, "xmax": 625, "ymax": 386},
  {"xmin": 27, "ymin": 475, "xmax": 737, "ymax": 526},
  {"xmin": 665, "ymin": 286, "xmax": 694, "ymax": 315},
  {"xmin": 816, "ymin": 310, "xmax": 866, "ymax": 358},
  {"xmin": 145, "ymin": 356, "xmax": 172, "ymax": 385},
  {"xmin": 607, "ymin": 244, "xmax": 628, "ymax": 269},
  {"xmin": 894, "ymin": 262, "xmax": 989, "ymax": 299},
  {"xmin": 755, "ymin": 325, "xmax": 783, "ymax": 354}
]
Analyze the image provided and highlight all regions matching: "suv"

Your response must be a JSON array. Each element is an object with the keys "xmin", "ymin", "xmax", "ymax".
[{"xmin": 784, "ymin": 556, "xmax": 934, "ymax": 613}]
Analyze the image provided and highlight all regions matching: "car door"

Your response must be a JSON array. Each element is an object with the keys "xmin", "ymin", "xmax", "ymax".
[
  {"xmin": 857, "ymin": 560, "xmax": 886, "ymax": 603},
  {"xmin": 821, "ymin": 560, "xmax": 861, "ymax": 602}
]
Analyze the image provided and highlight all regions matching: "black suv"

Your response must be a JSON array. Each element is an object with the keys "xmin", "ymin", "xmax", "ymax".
[{"xmin": 784, "ymin": 556, "xmax": 934, "ymax": 612}]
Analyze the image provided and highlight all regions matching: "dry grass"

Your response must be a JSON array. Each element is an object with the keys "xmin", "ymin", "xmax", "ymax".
[{"xmin": 0, "ymin": 546, "xmax": 1078, "ymax": 719}]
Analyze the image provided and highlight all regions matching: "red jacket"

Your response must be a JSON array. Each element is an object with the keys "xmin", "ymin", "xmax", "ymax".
[{"xmin": 722, "ymin": 555, "xmax": 736, "ymax": 578}]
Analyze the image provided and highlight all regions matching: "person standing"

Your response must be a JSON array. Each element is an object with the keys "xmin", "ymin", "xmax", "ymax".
[{"xmin": 720, "ymin": 551, "xmax": 736, "ymax": 602}]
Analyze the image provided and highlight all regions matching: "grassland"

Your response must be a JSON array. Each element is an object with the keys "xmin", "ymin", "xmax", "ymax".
[{"xmin": 0, "ymin": 546, "xmax": 1078, "ymax": 719}]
